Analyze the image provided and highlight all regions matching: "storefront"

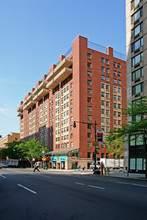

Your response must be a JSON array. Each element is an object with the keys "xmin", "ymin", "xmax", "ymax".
[{"xmin": 46, "ymin": 149, "xmax": 79, "ymax": 170}]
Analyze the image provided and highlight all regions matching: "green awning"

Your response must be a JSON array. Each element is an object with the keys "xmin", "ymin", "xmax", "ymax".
[{"xmin": 45, "ymin": 148, "xmax": 79, "ymax": 157}]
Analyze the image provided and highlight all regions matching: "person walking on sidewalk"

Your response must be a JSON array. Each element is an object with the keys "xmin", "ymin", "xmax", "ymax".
[{"xmin": 33, "ymin": 161, "xmax": 40, "ymax": 172}]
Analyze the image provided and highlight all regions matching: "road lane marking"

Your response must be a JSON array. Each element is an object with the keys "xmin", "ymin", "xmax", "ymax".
[
  {"xmin": 117, "ymin": 182, "xmax": 130, "ymax": 185},
  {"xmin": 17, "ymin": 184, "xmax": 37, "ymax": 194},
  {"xmin": 132, "ymin": 184, "xmax": 147, "ymax": 188},
  {"xmin": 0, "ymin": 175, "xmax": 6, "ymax": 179},
  {"xmin": 75, "ymin": 182, "xmax": 85, "ymax": 186},
  {"xmin": 88, "ymin": 185, "xmax": 105, "ymax": 190}
]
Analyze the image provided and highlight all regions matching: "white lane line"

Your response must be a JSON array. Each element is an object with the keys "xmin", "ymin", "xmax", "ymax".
[
  {"xmin": 132, "ymin": 184, "xmax": 147, "ymax": 188},
  {"xmin": 0, "ymin": 175, "xmax": 6, "ymax": 179},
  {"xmin": 88, "ymin": 185, "xmax": 105, "ymax": 190},
  {"xmin": 117, "ymin": 182, "xmax": 130, "ymax": 185},
  {"xmin": 75, "ymin": 182, "xmax": 85, "ymax": 186},
  {"xmin": 17, "ymin": 184, "xmax": 37, "ymax": 194}
]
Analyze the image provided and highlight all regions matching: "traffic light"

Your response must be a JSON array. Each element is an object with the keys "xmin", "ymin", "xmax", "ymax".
[{"xmin": 97, "ymin": 133, "xmax": 103, "ymax": 143}]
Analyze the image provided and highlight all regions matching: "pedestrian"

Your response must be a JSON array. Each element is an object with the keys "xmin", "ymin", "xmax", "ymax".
[
  {"xmin": 33, "ymin": 161, "xmax": 40, "ymax": 172},
  {"xmin": 82, "ymin": 165, "xmax": 85, "ymax": 171},
  {"xmin": 78, "ymin": 165, "xmax": 81, "ymax": 172},
  {"xmin": 100, "ymin": 162, "xmax": 104, "ymax": 175}
]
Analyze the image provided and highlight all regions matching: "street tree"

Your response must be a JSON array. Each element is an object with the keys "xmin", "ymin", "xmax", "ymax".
[
  {"xmin": 106, "ymin": 96, "xmax": 147, "ymax": 177},
  {"xmin": 15, "ymin": 138, "xmax": 48, "ymax": 167}
]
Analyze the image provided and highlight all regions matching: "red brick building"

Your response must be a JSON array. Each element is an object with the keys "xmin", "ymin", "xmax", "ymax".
[{"xmin": 17, "ymin": 35, "xmax": 126, "ymax": 169}]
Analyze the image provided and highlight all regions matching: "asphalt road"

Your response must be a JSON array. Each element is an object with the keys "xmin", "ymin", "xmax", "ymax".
[{"xmin": 0, "ymin": 168, "xmax": 147, "ymax": 220}]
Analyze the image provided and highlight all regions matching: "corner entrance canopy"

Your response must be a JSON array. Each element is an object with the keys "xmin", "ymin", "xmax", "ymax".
[{"xmin": 45, "ymin": 148, "xmax": 79, "ymax": 157}]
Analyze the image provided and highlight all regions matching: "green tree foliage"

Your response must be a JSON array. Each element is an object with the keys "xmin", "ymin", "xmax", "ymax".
[
  {"xmin": 0, "ymin": 141, "xmax": 23, "ymax": 160},
  {"xmin": 106, "ymin": 136, "xmax": 124, "ymax": 158},
  {"xmin": 107, "ymin": 96, "xmax": 147, "ymax": 176},
  {"xmin": 15, "ymin": 138, "xmax": 48, "ymax": 167}
]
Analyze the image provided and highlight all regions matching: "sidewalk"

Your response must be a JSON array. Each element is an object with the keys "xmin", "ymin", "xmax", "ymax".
[{"xmin": 40, "ymin": 168, "xmax": 146, "ymax": 180}]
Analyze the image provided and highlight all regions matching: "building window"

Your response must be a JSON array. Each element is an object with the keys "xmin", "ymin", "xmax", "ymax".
[
  {"xmin": 71, "ymin": 142, "xmax": 73, "ymax": 147},
  {"xmin": 114, "ymin": 86, "xmax": 117, "ymax": 92},
  {"xmin": 132, "ymin": 0, "xmax": 142, "ymax": 9},
  {"xmin": 101, "ymin": 83, "xmax": 104, "ymax": 89},
  {"xmin": 118, "ymin": 72, "xmax": 121, "ymax": 77},
  {"xmin": 87, "ymin": 142, "xmax": 92, "ymax": 147},
  {"xmin": 132, "ymin": 83, "xmax": 143, "ymax": 95},
  {"xmin": 132, "ymin": 68, "xmax": 143, "ymax": 81},
  {"xmin": 70, "ymin": 100, "xmax": 73, "ymax": 105},
  {"xmin": 88, "ymin": 115, "xmax": 92, "ymax": 121},
  {"xmin": 132, "ymin": 22, "xmax": 143, "ymax": 37},
  {"xmin": 70, "ymin": 82, "xmax": 73, "ymax": 88},
  {"xmin": 114, "ymin": 103, "xmax": 117, "ymax": 108},
  {"xmin": 101, "ymin": 109, "xmax": 105, "ymax": 114},
  {"xmin": 101, "ymin": 126, "xmax": 105, "ymax": 131},
  {"xmin": 106, "ymin": 93, "xmax": 109, "ymax": 99},
  {"xmin": 70, "ymin": 108, "xmax": 73, "ymax": 113},
  {"xmin": 87, "ymin": 71, "xmax": 92, "ymax": 77},
  {"xmin": 106, "ymin": 101, "xmax": 109, "ymax": 107},
  {"xmin": 132, "ymin": 7, "xmax": 143, "ymax": 23},
  {"xmin": 118, "ymin": 112, "xmax": 121, "ymax": 117},
  {"xmin": 118, "ymin": 88, "xmax": 121, "ymax": 93},
  {"xmin": 101, "ymin": 117, "xmax": 105, "ymax": 123},
  {"xmin": 87, "ymin": 152, "xmax": 91, "ymax": 158},
  {"xmin": 87, "ymin": 106, "xmax": 92, "ymax": 112},
  {"xmin": 87, "ymin": 97, "xmax": 92, "ymax": 103},
  {"xmin": 106, "ymin": 84, "xmax": 109, "ymax": 90},
  {"xmin": 113, "ymin": 70, "xmax": 116, "ymax": 76},
  {"xmin": 87, "ymin": 80, "xmax": 92, "ymax": 85},
  {"xmin": 106, "ymin": 118, "xmax": 109, "ymax": 124},
  {"xmin": 87, "ymin": 124, "xmax": 92, "ymax": 129},
  {"xmin": 106, "ymin": 153, "xmax": 109, "ymax": 158},
  {"xmin": 101, "ymin": 100, "xmax": 105, "ymax": 106},
  {"xmin": 106, "ymin": 59, "xmax": 109, "ymax": 65},
  {"xmin": 106, "ymin": 68, "xmax": 109, "ymax": 73},
  {"xmin": 70, "ymin": 116, "xmax": 73, "ymax": 122},
  {"xmin": 118, "ymin": 96, "xmax": 121, "ymax": 101},
  {"xmin": 101, "ymin": 66, "xmax": 105, "ymax": 72},
  {"xmin": 101, "ymin": 153, "xmax": 105, "ymax": 158},
  {"xmin": 132, "ymin": 37, "xmax": 143, "ymax": 52},
  {"xmin": 106, "ymin": 76, "xmax": 109, "ymax": 82},
  {"xmin": 118, "ymin": 104, "xmax": 121, "ymax": 109},
  {"xmin": 87, "ymin": 53, "xmax": 92, "ymax": 59},
  {"xmin": 101, "ymin": 92, "xmax": 105, "ymax": 97},
  {"xmin": 113, "ymin": 79, "xmax": 117, "ymax": 84},
  {"xmin": 101, "ymin": 75, "xmax": 105, "ymax": 80},
  {"xmin": 113, "ymin": 62, "xmax": 117, "ymax": 67},
  {"xmin": 101, "ymin": 57, "xmax": 104, "ymax": 63},
  {"xmin": 118, "ymin": 80, "xmax": 121, "ymax": 85},
  {"xmin": 70, "ymin": 133, "xmax": 73, "ymax": 139},
  {"xmin": 114, "ymin": 95, "xmax": 117, "ymax": 100},
  {"xmin": 106, "ymin": 109, "xmax": 109, "ymax": 115},
  {"xmin": 87, "ymin": 88, "xmax": 92, "ymax": 94},
  {"xmin": 87, "ymin": 62, "xmax": 91, "ymax": 68},
  {"xmin": 87, "ymin": 133, "xmax": 92, "ymax": 138},
  {"xmin": 117, "ymin": 63, "xmax": 121, "ymax": 68},
  {"xmin": 114, "ymin": 111, "xmax": 117, "ymax": 116}
]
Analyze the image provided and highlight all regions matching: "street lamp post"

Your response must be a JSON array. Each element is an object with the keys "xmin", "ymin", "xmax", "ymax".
[{"xmin": 73, "ymin": 120, "xmax": 99, "ymax": 174}]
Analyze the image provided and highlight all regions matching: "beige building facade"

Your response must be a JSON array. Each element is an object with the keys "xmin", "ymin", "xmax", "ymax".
[{"xmin": 0, "ymin": 133, "xmax": 20, "ymax": 149}]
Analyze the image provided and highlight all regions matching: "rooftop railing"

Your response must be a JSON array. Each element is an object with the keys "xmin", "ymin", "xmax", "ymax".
[{"xmin": 88, "ymin": 41, "xmax": 126, "ymax": 61}]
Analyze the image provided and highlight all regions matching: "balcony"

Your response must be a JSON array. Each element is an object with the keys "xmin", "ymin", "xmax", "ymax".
[
  {"xmin": 32, "ymin": 81, "xmax": 48, "ymax": 96},
  {"xmin": 23, "ymin": 101, "xmax": 36, "ymax": 110},
  {"xmin": 23, "ymin": 94, "xmax": 34, "ymax": 105},
  {"xmin": 54, "ymin": 67, "xmax": 72, "ymax": 83},
  {"xmin": 17, "ymin": 107, "xmax": 23, "ymax": 113},
  {"xmin": 46, "ymin": 58, "xmax": 73, "ymax": 82},
  {"xmin": 33, "ymin": 88, "xmax": 49, "ymax": 101},
  {"xmin": 17, "ymin": 112, "xmax": 23, "ymax": 117}
]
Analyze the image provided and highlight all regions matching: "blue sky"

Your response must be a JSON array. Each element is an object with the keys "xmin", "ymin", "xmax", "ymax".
[{"xmin": 0, "ymin": 0, "xmax": 126, "ymax": 138}]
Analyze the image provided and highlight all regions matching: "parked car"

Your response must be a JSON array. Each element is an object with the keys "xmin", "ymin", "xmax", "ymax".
[
  {"xmin": 109, "ymin": 167, "xmax": 121, "ymax": 172},
  {"xmin": 0, "ymin": 163, "xmax": 2, "ymax": 169}
]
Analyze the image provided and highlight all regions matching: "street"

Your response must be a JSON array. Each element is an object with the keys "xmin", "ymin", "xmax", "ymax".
[{"xmin": 0, "ymin": 168, "xmax": 147, "ymax": 220}]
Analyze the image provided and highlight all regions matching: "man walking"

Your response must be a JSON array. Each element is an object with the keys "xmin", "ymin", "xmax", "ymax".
[{"xmin": 33, "ymin": 161, "xmax": 40, "ymax": 172}]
